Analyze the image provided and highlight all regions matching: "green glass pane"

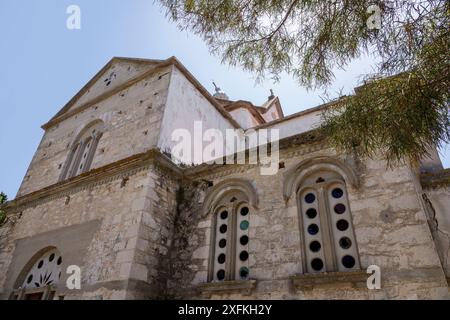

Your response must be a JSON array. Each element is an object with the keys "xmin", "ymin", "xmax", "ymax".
[
  {"xmin": 240, "ymin": 220, "xmax": 249, "ymax": 230},
  {"xmin": 239, "ymin": 267, "xmax": 249, "ymax": 279}
]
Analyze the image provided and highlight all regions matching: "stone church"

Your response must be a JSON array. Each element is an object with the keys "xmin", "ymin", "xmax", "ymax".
[{"xmin": 1, "ymin": 56, "xmax": 449, "ymax": 300}]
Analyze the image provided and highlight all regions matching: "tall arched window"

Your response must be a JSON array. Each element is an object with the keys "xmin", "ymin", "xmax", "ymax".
[
  {"xmin": 203, "ymin": 179, "xmax": 258, "ymax": 283},
  {"xmin": 11, "ymin": 248, "xmax": 63, "ymax": 300},
  {"xmin": 60, "ymin": 121, "xmax": 104, "ymax": 181},
  {"xmin": 211, "ymin": 192, "xmax": 250, "ymax": 281},
  {"xmin": 297, "ymin": 170, "xmax": 360, "ymax": 273}
]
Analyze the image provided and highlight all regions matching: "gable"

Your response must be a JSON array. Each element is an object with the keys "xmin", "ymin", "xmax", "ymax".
[{"xmin": 50, "ymin": 57, "xmax": 161, "ymax": 121}]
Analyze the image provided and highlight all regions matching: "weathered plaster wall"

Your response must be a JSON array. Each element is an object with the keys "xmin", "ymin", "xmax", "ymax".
[
  {"xmin": 228, "ymin": 108, "xmax": 260, "ymax": 129},
  {"xmin": 167, "ymin": 143, "xmax": 449, "ymax": 299},
  {"xmin": 261, "ymin": 104, "xmax": 280, "ymax": 123},
  {"xmin": 17, "ymin": 66, "xmax": 172, "ymax": 198},
  {"xmin": 264, "ymin": 110, "xmax": 322, "ymax": 140},
  {"xmin": 158, "ymin": 66, "xmax": 236, "ymax": 163}
]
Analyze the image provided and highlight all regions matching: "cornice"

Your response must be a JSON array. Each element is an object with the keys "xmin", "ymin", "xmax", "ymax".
[
  {"xmin": 2, "ymin": 129, "xmax": 326, "ymax": 213},
  {"xmin": 2, "ymin": 150, "xmax": 182, "ymax": 214},
  {"xmin": 420, "ymin": 168, "xmax": 450, "ymax": 189}
]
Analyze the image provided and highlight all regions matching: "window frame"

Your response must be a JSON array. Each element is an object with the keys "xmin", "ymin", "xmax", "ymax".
[
  {"xmin": 297, "ymin": 177, "xmax": 361, "ymax": 274},
  {"xmin": 60, "ymin": 123, "xmax": 103, "ymax": 181},
  {"xmin": 208, "ymin": 196, "xmax": 251, "ymax": 283}
]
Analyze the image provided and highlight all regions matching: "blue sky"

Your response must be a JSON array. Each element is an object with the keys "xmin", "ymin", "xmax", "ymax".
[{"xmin": 0, "ymin": 0, "xmax": 449, "ymax": 198}]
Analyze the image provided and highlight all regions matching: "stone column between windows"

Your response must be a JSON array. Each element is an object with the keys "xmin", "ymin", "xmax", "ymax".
[{"xmin": 317, "ymin": 186, "xmax": 338, "ymax": 271}]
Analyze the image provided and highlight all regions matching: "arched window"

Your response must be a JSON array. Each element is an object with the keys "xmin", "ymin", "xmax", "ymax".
[
  {"xmin": 297, "ymin": 170, "xmax": 360, "ymax": 273},
  {"xmin": 60, "ymin": 121, "xmax": 104, "ymax": 181},
  {"xmin": 12, "ymin": 248, "xmax": 63, "ymax": 300},
  {"xmin": 211, "ymin": 192, "xmax": 250, "ymax": 281},
  {"xmin": 203, "ymin": 179, "xmax": 258, "ymax": 283}
]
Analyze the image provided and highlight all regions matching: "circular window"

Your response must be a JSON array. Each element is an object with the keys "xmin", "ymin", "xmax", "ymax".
[
  {"xmin": 217, "ymin": 269, "xmax": 225, "ymax": 280},
  {"xmin": 219, "ymin": 238, "xmax": 227, "ymax": 248},
  {"xmin": 332, "ymin": 188, "xmax": 344, "ymax": 199},
  {"xmin": 240, "ymin": 220, "xmax": 249, "ymax": 231},
  {"xmin": 240, "ymin": 207, "xmax": 249, "ymax": 216},
  {"xmin": 304, "ymin": 193, "xmax": 316, "ymax": 204},
  {"xmin": 219, "ymin": 224, "xmax": 227, "ymax": 234},
  {"xmin": 339, "ymin": 237, "xmax": 352, "ymax": 249},
  {"xmin": 240, "ymin": 235, "xmax": 249, "ymax": 246},
  {"xmin": 342, "ymin": 255, "xmax": 356, "ymax": 268},
  {"xmin": 37, "ymin": 260, "xmax": 44, "ymax": 269},
  {"xmin": 27, "ymin": 275, "xmax": 33, "ymax": 284},
  {"xmin": 336, "ymin": 219, "xmax": 349, "ymax": 231},
  {"xmin": 309, "ymin": 241, "xmax": 321, "ymax": 252},
  {"xmin": 218, "ymin": 254, "xmax": 226, "ymax": 264},
  {"xmin": 239, "ymin": 267, "xmax": 249, "ymax": 279},
  {"xmin": 311, "ymin": 258, "xmax": 324, "ymax": 271},
  {"xmin": 220, "ymin": 210, "xmax": 228, "ymax": 220},
  {"xmin": 306, "ymin": 208, "xmax": 317, "ymax": 219},
  {"xmin": 334, "ymin": 203, "xmax": 346, "ymax": 214},
  {"xmin": 307, "ymin": 224, "xmax": 319, "ymax": 235},
  {"xmin": 239, "ymin": 251, "xmax": 249, "ymax": 261}
]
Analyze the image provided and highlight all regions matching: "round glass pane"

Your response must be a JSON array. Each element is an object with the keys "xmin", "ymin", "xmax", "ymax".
[
  {"xmin": 240, "ymin": 207, "xmax": 249, "ymax": 216},
  {"xmin": 217, "ymin": 269, "xmax": 225, "ymax": 280},
  {"xmin": 220, "ymin": 210, "xmax": 228, "ymax": 220},
  {"xmin": 239, "ymin": 267, "xmax": 249, "ymax": 279},
  {"xmin": 332, "ymin": 188, "xmax": 344, "ymax": 199},
  {"xmin": 334, "ymin": 203, "xmax": 346, "ymax": 214},
  {"xmin": 342, "ymin": 255, "xmax": 356, "ymax": 268},
  {"xmin": 240, "ymin": 220, "xmax": 249, "ymax": 231},
  {"xmin": 219, "ymin": 224, "xmax": 227, "ymax": 234},
  {"xmin": 239, "ymin": 251, "xmax": 249, "ymax": 261},
  {"xmin": 308, "ymin": 224, "xmax": 319, "ymax": 235},
  {"xmin": 240, "ymin": 235, "xmax": 249, "ymax": 246},
  {"xmin": 309, "ymin": 241, "xmax": 321, "ymax": 252},
  {"xmin": 336, "ymin": 219, "xmax": 349, "ymax": 231},
  {"xmin": 304, "ymin": 193, "xmax": 316, "ymax": 204},
  {"xmin": 311, "ymin": 258, "xmax": 324, "ymax": 271},
  {"xmin": 218, "ymin": 254, "xmax": 226, "ymax": 264},
  {"xmin": 306, "ymin": 208, "xmax": 317, "ymax": 219},
  {"xmin": 219, "ymin": 238, "xmax": 227, "ymax": 248},
  {"xmin": 339, "ymin": 237, "xmax": 352, "ymax": 249}
]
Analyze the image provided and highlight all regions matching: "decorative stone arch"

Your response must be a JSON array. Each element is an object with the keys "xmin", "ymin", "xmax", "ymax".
[
  {"xmin": 13, "ymin": 246, "xmax": 57, "ymax": 289},
  {"xmin": 69, "ymin": 119, "xmax": 105, "ymax": 150},
  {"xmin": 283, "ymin": 156, "xmax": 359, "ymax": 202},
  {"xmin": 12, "ymin": 246, "xmax": 63, "ymax": 300},
  {"xmin": 202, "ymin": 178, "xmax": 259, "ymax": 217},
  {"xmin": 60, "ymin": 119, "xmax": 105, "ymax": 181}
]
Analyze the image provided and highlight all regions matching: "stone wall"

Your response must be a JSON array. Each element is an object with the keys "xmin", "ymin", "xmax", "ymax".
[
  {"xmin": 17, "ymin": 66, "xmax": 172, "ymax": 198},
  {"xmin": 0, "ymin": 162, "xmax": 177, "ymax": 300},
  {"xmin": 424, "ymin": 185, "xmax": 450, "ymax": 277},
  {"xmin": 165, "ymin": 142, "xmax": 450, "ymax": 299}
]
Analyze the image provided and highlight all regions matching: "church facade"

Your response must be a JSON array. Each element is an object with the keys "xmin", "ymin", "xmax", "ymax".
[{"xmin": 1, "ymin": 57, "xmax": 449, "ymax": 300}]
